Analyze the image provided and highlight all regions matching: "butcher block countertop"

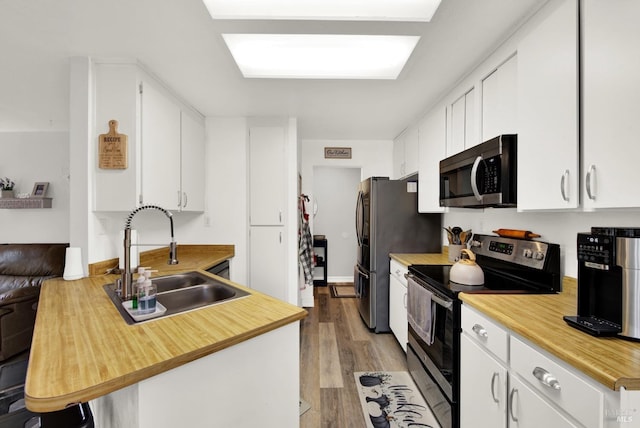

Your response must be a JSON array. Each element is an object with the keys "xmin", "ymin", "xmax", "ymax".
[
  {"xmin": 390, "ymin": 250, "xmax": 640, "ymax": 391},
  {"xmin": 25, "ymin": 245, "xmax": 307, "ymax": 412}
]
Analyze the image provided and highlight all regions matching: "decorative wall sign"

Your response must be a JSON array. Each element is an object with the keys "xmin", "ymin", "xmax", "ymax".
[
  {"xmin": 99, "ymin": 120, "xmax": 128, "ymax": 169},
  {"xmin": 324, "ymin": 147, "xmax": 352, "ymax": 159}
]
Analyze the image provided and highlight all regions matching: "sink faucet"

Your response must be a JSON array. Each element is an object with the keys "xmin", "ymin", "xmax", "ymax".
[{"xmin": 120, "ymin": 205, "xmax": 178, "ymax": 300}]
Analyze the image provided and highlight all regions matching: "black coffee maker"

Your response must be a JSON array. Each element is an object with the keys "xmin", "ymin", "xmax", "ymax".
[{"xmin": 564, "ymin": 227, "xmax": 640, "ymax": 340}]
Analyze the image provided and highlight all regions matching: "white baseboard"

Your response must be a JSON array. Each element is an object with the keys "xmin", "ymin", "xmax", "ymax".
[{"xmin": 328, "ymin": 276, "xmax": 353, "ymax": 283}]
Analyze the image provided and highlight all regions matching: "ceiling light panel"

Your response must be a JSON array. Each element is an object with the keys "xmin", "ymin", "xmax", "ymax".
[
  {"xmin": 204, "ymin": 0, "xmax": 441, "ymax": 22},
  {"xmin": 222, "ymin": 34, "xmax": 420, "ymax": 79}
]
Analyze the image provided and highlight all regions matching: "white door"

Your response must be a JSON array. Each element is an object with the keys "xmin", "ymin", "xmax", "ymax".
[
  {"xmin": 582, "ymin": 0, "xmax": 640, "ymax": 209},
  {"xmin": 180, "ymin": 110, "xmax": 205, "ymax": 212},
  {"xmin": 482, "ymin": 55, "xmax": 517, "ymax": 141},
  {"xmin": 249, "ymin": 226, "xmax": 286, "ymax": 301},
  {"xmin": 508, "ymin": 375, "xmax": 579, "ymax": 428},
  {"xmin": 460, "ymin": 334, "xmax": 508, "ymax": 428},
  {"xmin": 517, "ymin": 0, "xmax": 579, "ymax": 210},
  {"xmin": 418, "ymin": 107, "xmax": 446, "ymax": 213},
  {"xmin": 141, "ymin": 79, "xmax": 181, "ymax": 209},
  {"xmin": 388, "ymin": 273, "xmax": 407, "ymax": 352},
  {"xmin": 249, "ymin": 126, "xmax": 286, "ymax": 225}
]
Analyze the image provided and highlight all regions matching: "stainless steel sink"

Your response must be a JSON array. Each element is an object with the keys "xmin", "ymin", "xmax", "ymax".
[{"xmin": 104, "ymin": 271, "xmax": 250, "ymax": 324}]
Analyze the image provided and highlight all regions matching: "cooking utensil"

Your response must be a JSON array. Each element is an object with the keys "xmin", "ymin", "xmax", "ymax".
[
  {"xmin": 459, "ymin": 229, "xmax": 472, "ymax": 245},
  {"xmin": 444, "ymin": 227, "xmax": 454, "ymax": 244},
  {"xmin": 493, "ymin": 229, "xmax": 541, "ymax": 240},
  {"xmin": 451, "ymin": 227, "xmax": 463, "ymax": 244},
  {"xmin": 449, "ymin": 249, "xmax": 484, "ymax": 286}
]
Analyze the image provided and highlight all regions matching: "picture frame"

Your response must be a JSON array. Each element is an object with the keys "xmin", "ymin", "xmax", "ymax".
[{"xmin": 31, "ymin": 182, "xmax": 49, "ymax": 198}]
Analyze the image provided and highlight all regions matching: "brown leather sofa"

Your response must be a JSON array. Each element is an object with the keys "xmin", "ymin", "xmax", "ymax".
[{"xmin": 0, "ymin": 243, "xmax": 68, "ymax": 362}]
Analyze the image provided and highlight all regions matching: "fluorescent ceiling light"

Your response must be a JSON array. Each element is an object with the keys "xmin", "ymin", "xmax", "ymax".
[
  {"xmin": 204, "ymin": 0, "xmax": 442, "ymax": 22},
  {"xmin": 222, "ymin": 34, "xmax": 420, "ymax": 79}
]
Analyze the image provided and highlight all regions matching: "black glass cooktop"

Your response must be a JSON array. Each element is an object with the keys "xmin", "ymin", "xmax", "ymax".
[{"xmin": 408, "ymin": 263, "xmax": 552, "ymax": 299}]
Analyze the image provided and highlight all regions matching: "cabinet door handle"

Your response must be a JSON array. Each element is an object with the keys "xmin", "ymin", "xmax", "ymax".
[
  {"xmin": 403, "ymin": 292, "xmax": 407, "ymax": 309},
  {"xmin": 533, "ymin": 366, "xmax": 561, "ymax": 390},
  {"xmin": 279, "ymin": 211, "xmax": 282, "ymax": 223},
  {"xmin": 182, "ymin": 192, "xmax": 188, "ymax": 208},
  {"xmin": 560, "ymin": 170, "xmax": 570, "ymax": 202},
  {"xmin": 490, "ymin": 372, "xmax": 499, "ymax": 403},
  {"xmin": 472, "ymin": 323, "xmax": 488, "ymax": 338},
  {"xmin": 586, "ymin": 164, "xmax": 596, "ymax": 200},
  {"xmin": 279, "ymin": 232, "xmax": 282, "ymax": 243},
  {"xmin": 177, "ymin": 191, "xmax": 182, "ymax": 208},
  {"xmin": 509, "ymin": 388, "xmax": 519, "ymax": 422}
]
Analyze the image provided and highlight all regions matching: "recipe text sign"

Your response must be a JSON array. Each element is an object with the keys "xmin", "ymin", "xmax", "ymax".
[
  {"xmin": 99, "ymin": 119, "xmax": 128, "ymax": 169},
  {"xmin": 324, "ymin": 147, "xmax": 352, "ymax": 159}
]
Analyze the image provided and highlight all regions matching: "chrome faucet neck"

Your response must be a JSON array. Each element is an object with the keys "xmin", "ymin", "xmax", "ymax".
[{"xmin": 121, "ymin": 205, "xmax": 178, "ymax": 300}]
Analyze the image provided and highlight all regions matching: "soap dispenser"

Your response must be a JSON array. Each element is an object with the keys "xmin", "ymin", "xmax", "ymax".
[{"xmin": 138, "ymin": 269, "xmax": 157, "ymax": 314}]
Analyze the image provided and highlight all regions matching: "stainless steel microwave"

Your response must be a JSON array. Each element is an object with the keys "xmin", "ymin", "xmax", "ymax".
[{"xmin": 439, "ymin": 134, "xmax": 517, "ymax": 208}]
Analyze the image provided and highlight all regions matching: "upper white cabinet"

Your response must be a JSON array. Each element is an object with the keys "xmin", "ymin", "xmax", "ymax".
[
  {"xmin": 179, "ymin": 110, "xmax": 206, "ymax": 212},
  {"xmin": 447, "ymin": 88, "xmax": 476, "ymax": 155},
  {"xmin": 140, "ymin": 78, "xmax": 182, "ymax": 209},
  {"xmin": 517, "ymin": 0, "xmax": 579, "ymax": 210},
  {"xmin": 418, "ymin": 107, "xmax": 446, "ymax": 213},
  {"xmin": 249, "ymin": 126, "xmax": 286, "ymax": 226},
  {"xmin": 94, "ymin": 62, "xmax": 205, "ymax": 212},
  {"xmin": 482, "ymin": 54, "xmax": 517, "ymax": 141},
  {"xmin": 582, "ymin": 0, "xmax": 640, "ymax": 210},
  {"xmin": 393, "ymin": 126, "xmax": 419, "ymax": 179}
]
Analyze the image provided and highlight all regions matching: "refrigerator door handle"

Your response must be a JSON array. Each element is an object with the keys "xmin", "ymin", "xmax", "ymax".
[{"xmin": 355, "ymin": 191, "xmax": 364, "ymax": 246}]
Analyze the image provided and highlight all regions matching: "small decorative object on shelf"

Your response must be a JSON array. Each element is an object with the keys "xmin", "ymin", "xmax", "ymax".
[
  {"xmin": 0, "ymin": 177, "xmax": 15, "ymax": 198},
  {"xmin": 30, "ymin": 182, "xmax": 49, "ymax": 198}
]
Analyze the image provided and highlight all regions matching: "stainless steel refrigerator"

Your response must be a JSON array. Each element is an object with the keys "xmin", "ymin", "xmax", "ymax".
[{"xmin": 354, "ymin": 176, "xmax": 442, "ymax": 333}]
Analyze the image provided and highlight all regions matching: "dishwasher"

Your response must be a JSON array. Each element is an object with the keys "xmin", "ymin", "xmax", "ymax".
[{"xmin": 206, "ymin": 259, "xmax": 230, "ymax": 279}]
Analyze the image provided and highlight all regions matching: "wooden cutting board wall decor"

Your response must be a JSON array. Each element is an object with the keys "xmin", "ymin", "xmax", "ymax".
[{"xmin": 98, "ymin": 120, "xmax": 128, "ymax": 169}]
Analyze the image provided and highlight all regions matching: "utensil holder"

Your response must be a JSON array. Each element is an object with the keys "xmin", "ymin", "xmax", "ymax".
[{"xmin": 448, "ymin": 244, "xmax": 465, "ymax": 262}]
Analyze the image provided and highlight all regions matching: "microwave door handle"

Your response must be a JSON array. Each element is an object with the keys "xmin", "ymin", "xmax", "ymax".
[{"xmin": 470, "ymin": 155, "xmax": 483, "ymax": 202}]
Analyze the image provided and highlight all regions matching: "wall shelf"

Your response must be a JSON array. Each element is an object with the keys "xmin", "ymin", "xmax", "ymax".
[
  {"xmin": 0, "ymin": 198, "xmax": 52, "ymax": 209},
  {"xmin": 313, "ymin": 238, "xmax": 328, "ymax": 287}
]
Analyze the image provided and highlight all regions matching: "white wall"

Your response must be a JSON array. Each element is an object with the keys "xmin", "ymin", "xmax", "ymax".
[
  {"xmin": 0, "ymin": 131, "xmax": 70, "ymax": 243},
  {"xmin": 312, "ymin": 166, "xmax": 361, "ymax": 282}
]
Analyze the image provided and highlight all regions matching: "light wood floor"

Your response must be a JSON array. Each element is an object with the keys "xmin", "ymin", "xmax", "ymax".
[{"xmin": 300, "ymin": 285, "xmax": 407, "ymax": 428}]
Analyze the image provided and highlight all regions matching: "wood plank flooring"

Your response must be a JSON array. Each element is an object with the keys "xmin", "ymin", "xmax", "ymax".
[{"xmin": 300, "ymin": 286, "xmax": 407, "ymax": 428}]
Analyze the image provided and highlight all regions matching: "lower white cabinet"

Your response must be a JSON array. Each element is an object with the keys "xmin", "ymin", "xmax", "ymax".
[
  {"xmin": 460, "ymin": 304, "xmax": 616, "ymax": 428},
  {"xmin": 508, "ymin": 375, "xmax": 579, "ymax": 428},
  {"xmin": 249, "ymin": 226, "xmax": 286, "ymax": 301},
  {"xmin": 460, "ymin": 334, "xmax": 508, "ymax": 428},
  {"xmin": 389, "ymin": 259, "xmax": 408, "ymax": 352}
]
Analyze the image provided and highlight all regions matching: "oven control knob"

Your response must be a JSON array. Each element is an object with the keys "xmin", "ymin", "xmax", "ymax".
[
  {"xmin": 534, "ymin": 251, "xmax": 545, "ymax": 261},
  {"xmin": 523, "ymin": 249, "xmax": 533, "ymax": 258}
]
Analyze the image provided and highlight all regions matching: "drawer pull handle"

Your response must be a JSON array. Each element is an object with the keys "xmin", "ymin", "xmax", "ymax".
[
  {"xmin": 472, "ymin": 324, "xmax": 488, "ymax": 338},
  {"xmin": 509, "ymin": 388, "xmax": 518, "ymax": 422},
  {"xmin": 490, "ymin": 372, "xmax": 499, "ymax": 403},
  {"xmin": 533, "ymin": 366, "xmax": 561, "ymax": 390}
]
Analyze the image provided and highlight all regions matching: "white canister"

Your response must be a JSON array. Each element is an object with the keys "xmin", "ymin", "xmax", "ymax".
[{"xmin": 63, "ymin": 247, "xmax": 84, "ymax": 280}]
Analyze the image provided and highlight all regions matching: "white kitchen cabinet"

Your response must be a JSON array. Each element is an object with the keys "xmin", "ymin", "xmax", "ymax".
[
  {"xmin": 389, "ymin": 259, "xmax": 408, "ymax": 352},
  {"xmin": 517, "ymin": 0, "xmax": 579, "ymax": 211},
  {"xmin": 393, "ymin": 126, "xmax": 419, "ymax": 179},
  {"xmin": 94, "ymin": 62, "xmax": 205, "ymax": 212},
  {"xmin": 482, "ymin": 54, "xmax": 517, "ymax": 141},
  {"xmin": 508, "ymin": 374, "xmax": 580, "ymax": 428},
  {"xmin": 249, "ymin": 126, "xmax": 286, "ymax": 225},
  {"xmin": 179, "ymin": 110, "xmax": 205, "ymax": 212},
  {"xmin": 140, "ymin": 77, "xmax": 182, "ymax": 209},
  {"xmin": 582, "ymin": 0, "xmax": 640, "ymax": 210},
  {"xmin": 249, "ymin": 226, "xmax": 286, "ymax": 300},
  {"xmin": 460, "ymin": 305, "xmax": 615, "ymax": 428},
  {"xmin": 418, "ymin": 107, "xmax": 446, "ymax": 213},
  {"xmin": 460, "ymin": 334, "xmax": 508, "ymax": 428},
  {"xmin": 448, "ymin": 88, "xmax": 476, "ymax": 155},
  {"xmin": 460, "ymin": 304, "xmax": 509, "ymax": 428}
]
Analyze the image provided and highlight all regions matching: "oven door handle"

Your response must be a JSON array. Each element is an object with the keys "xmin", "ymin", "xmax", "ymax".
[
  {"xmin": 356, "ymin": 265, "xmax": 370, "ymax": 279},
  {"xmin": 405, "ymin": 273, "xmax": 453, "ymax": 309}
]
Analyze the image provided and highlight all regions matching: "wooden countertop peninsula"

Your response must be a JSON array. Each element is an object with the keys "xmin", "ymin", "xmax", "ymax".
[
  {"xmin": 25, "ymin": 245, "xmax": 307, "ymax": 412},
  {"xmin": 390, "ymin": 250, "xmax": 640, "ymax": 391}
]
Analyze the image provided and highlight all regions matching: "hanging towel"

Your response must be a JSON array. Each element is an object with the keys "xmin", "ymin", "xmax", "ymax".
[
  {"xmin": 407, "ymin": 276, "xmax": 436, "ymax": 345},
  {"xmin": 299, "ymin": 221, "xmax": 314, "ymax": 287}
]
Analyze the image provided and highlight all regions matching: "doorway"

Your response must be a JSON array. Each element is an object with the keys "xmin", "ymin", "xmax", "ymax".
[{"xmin": 312, "ymin": 166, "xmax": 361, "ymax": 283}]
